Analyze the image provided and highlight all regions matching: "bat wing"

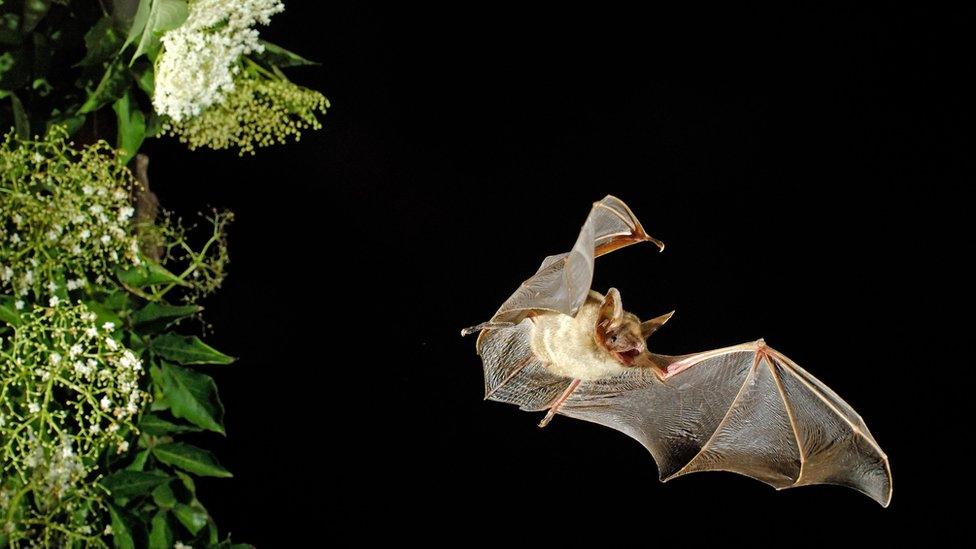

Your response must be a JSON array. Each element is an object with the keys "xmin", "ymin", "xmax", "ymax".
[
  {"xmin": 463, "ymin": 196, "xmax": 661, "ymax": 335},
  {"xmin": 558, "ymin": 340, "xmax": 893, "ymax": 506}
]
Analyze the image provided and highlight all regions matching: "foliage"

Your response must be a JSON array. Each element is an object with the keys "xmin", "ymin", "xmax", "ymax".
[
  {"xmin": 0, "ymin": 131, "xmax": 238, "ymax": 548},
  {"xmin": 1, "ymin": 0, "xmax": 324, "ymax": 545}
]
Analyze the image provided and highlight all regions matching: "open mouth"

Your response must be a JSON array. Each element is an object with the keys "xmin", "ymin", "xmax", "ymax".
[{"xmin": 613, "ymin": 348, "xmax": 642, "ymax": 365}]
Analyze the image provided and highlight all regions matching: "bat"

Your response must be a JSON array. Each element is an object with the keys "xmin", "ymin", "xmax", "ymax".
[{"xmin": 462, "ymin": 195, "xmax": 892, "ymax": 506}]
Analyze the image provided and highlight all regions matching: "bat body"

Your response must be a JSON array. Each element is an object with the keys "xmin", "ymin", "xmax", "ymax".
[{"xmin": 463, "ymin": 196, "xmax": 892, "ymax": 506}]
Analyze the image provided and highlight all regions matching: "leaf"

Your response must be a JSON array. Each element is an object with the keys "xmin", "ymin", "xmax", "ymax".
[
  {"xmin": 79, "ymin": 58, "xmax": 131, "ymax": 114},
  {"xmin": 126, "ymin": 449, "xmax": 150, "ymax": 471},
  {"xmin": 149, "ymin": 511, "xmax": 174, "ymax": 549},
  {"xmin": 173, "ymin": 502, "xmax": 209, "ymax": 535},
  {"xmin": 152, "ymin": 482, "xmax": 178, "ymax": 509},
  {"xmin": 256, "ymin": 40, "xmax": 319, "ymax": 67},
  {"xmin": 100, "ymin": 470, "xmax": 171, "ymax": 498},
  {"xmin": 79, "ymin": 16, "xmax": 124, "ymax": 68},
  {"xmin": 133, "ymin": 302, "xmax": 201, "ymax": 331},
  {"xmin": 152, "ymin": 334, "xmax": 235, "ymax": 365},
  {"xmin": 20, "ymin": 0, "xmax": 52, "ymax": 34},
  {"xmin": 152, "ymin": 442, "xmax": 232, "ymax": 478},
  {"xmin": 113, "ymin": 90, "xmax": 146, "ymax": 163},
  {"xmin": 9, "ymin": 92, "xmax": 28, "ymax": 138},
  {"xmin": 160, "ymin": 362, "xmax": 225, "ymax": 433},
  {"xmin": 0, "ymin": 296, "xmax": 22, "ymax": 326},
  {"xmin": 82, "ymin": 299, "xmax": 123, "ymax": 328},
  {"xmin": 108, "ymin": 504, "xmax": 139, "ymax": 549},
  {"xmin": 131, "ymin": 0, "xmax": 189, "ymax": 64},
  {"xmin": 116, "ymin": 261, "xmax": 185, "ymax": 287},
  {"xmin": 133, "ymin": 59, "xmax": 155, "ymax": 95},
  {"xmin": 139, "ymin": 412, "xmax": 202, "ymax": 436}
]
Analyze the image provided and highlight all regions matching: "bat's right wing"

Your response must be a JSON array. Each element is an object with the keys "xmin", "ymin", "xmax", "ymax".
[
  {"xmin": 463, "ymin": 196, "xmax": 661, "ymax": 335},
  {"xmin": 557, "ymin": 340, "xmax": 893, "ymax": 506}
]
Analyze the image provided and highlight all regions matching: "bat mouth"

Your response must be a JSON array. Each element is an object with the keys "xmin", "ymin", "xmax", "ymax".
[{"xmin": 613, "ymin": 348, "xmax": 642, "ymax": 365}]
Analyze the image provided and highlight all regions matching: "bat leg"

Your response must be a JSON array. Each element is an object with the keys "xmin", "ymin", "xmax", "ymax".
[{"xmin": 538, "ymin": 379, "xmax": 581, "ymax": 427}]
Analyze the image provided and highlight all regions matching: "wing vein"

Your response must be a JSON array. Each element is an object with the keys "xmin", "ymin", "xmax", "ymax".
[
  {"xmin": 765, "ymin": 353, "xmax": 807, "ymax": 485},
  {"xmin": 668, "ymin": 351, "xmax": 760, "ymax": 480},
  {"xmin": 769, "ymin": 349, "xmax": 887, "ymax": 461}
]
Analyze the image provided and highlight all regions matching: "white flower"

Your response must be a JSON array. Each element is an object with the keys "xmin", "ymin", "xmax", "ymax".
[
  {"xmin": 118, "ymin": 206, "xmax": 135, "ymax": 221},
  {"xmin": 154, "ymin": 0, "xmax": 284, "ymax": 121},
  {"xmin": 85, "ymin": 326, "xmax": 98, "ymax": 338},
  {"xmin": 105, "ymin": 338, "xmax": 118, "ymax": 351},
  {"xmin": 28, "ymin": 402, "xmax": 40, "ymax": 414},
  {"xmin": 117, "ymin": 440, "xmax": 129, "ymax": 453},
  {"xmin": 14, "ymin": 299, "xmax": 24, "ymax": 310},
  {"xmin": 1, "ymin": 266, "xmax": 12, "ymax": 281},
  {"xmin": 48, "ymin": 295, "xmax": 60, "ymax": 307},
  {"xmin": 49, "ymin": 352, "xmax": 61, "ymax": 365},
  {"xmin": 102, "ymin": 322, "xmax": 115, "ymax": 332},
  {"xmin": 103, "ymin": 525, "xmax": 112, "ymax": 536},
  {"xmin": 47, "ymin": 280, "xmax": 58, "ymax": 293},
  {"xmin": 100, "ymin": 234, "xmax": 112, "ymax": 245},
  {"xmin": 69, "ymin": 344, "xmax": 83, "ymax": 357},
  {"xmin": 100, "ymin": 397, "xmax": 111, "ymax": 411}
]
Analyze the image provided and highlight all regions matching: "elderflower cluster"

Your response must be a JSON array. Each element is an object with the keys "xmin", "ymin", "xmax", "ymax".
[
  {"xmin": 0, "ymin": 128, "xmax": 141, "ymax": 300},
  {"xmin": 154, "ymin": 0, "xmax": 285, "ymax": 122},
  {"xmin": 163, "ymin": 71, "xmax": 329, "ymax": 155},
  {"xmin": 0, "ymin": 303, "xmax": 149, "ymax": 543}
]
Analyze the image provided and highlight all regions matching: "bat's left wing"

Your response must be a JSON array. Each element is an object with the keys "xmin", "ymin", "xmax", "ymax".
[
  {"xmin": 557, "ymin": 340, "xmax": 893, "ymax": 506},
  {"xmin": 462, "ymin": 196, "xmax": 661, "ymax": 335}
]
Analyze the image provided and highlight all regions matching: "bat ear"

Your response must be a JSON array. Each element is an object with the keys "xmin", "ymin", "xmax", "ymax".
[
  {"xmin": 597, "ymin": 288, "xmax": 624, "ymax": 332},
  {"xmin": 641, "ymin": 310, "xmax": 675, "ymax": 339}
]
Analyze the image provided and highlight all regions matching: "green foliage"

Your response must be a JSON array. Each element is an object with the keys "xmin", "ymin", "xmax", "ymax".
[{"xmin": 1, "ymin": 0, "xmax": 326, "ymax": 545}]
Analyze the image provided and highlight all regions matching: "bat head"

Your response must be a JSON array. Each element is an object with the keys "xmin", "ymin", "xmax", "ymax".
[{"xmin": 594, "ymin": 288, "xmax": 646, "ymax": 365}]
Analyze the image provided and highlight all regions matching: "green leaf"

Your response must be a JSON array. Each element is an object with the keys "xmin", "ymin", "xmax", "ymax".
[
  {"xmin": 82, "ymin": 299, "xmax": 123, "ymax": 329},
  {"xmin": 20, "ymin": 0, "xmax": 52, "ymax": 34},
  {"xmin": 79, "ymin": 58, "xmax": 131, "ymax": 114},
  {"xmin": 100, "ymin": 469, "xmax": 171, "ymax": 498},
  {"xmin": 173, "ymin": 502, "xmax": 208, "ymax": 535},
  {"xmin": 0, "ymin": 295, "xmax": 22, "ymax": 325},
  {"xmin": 79, "ymin": 16, "xmax": 124, "ymax": 68},
  {"xmin": 133, "ymin": 59, "xmax": 155, "ymax": 95},
  {"xmin": 123, "ymin": 0, "xmax": 152, "ymax": 51},
  {"xmin": 126, "ymin": 449, "xmax": 150, "ymax": 471},
  {"xmin": 255, "ymin": 40, "xmax": 319, "ymax": 67},
  {"xmin": 116, "ymin": 260, "xmax": 185, "ymax": 287},
  {"xmin": 131, "ymin": 0, "xmax": 188, "ymax": 64},
  {"xmin": 9, "ymin": 92, "xmax": 28, "ymax": 138},
  {"xmin": 139, "ymin": 412, "xmax": 202, "ymax": 436},
  {"xmin": 152, "ymin": 334, "xmax": 235, "ymax": 365},
  {"xmin": 149, "ymin": 511, "xmax": 174, "ymax": 549},
  {"xmin": 108, "ymin": 504, "xmax": 138, "ymax": 549},
  {"xmin": 152, "ymin": 442, "xmax": 232, "ymax": 478},
  {"xmin": 160, "ymin": 363, "xmax": 224, "ymax": 433},
  {"xmin": 133, "ymin": 302, "xmax": 201, "ymax": 331},
  {"xmin": 113, "ymin": 90, "xmax": 146, "ymax": 163},
  {"xmin": 152, "ymin": 482, "xmax": 178, "ymax": 509}
]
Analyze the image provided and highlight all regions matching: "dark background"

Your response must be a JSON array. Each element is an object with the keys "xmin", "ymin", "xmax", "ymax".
[{"xmin": 146, "ymin": 5, "xmax": 963, "ymax": 545}]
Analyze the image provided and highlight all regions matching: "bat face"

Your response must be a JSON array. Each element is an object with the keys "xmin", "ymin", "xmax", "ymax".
[{"xmin": 593, "ymin": 288, "xmax": 646, "ymax": 366}]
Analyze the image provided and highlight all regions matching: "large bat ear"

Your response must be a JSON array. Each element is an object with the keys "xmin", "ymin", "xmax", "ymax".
[
  {"xmin": 641, "ymin": 310, "xmax": 675, "ymax": 339},
  {"xmin": 597, "ymin": 288, "xmax": 624, "ymax": 333},
  {"xmin": 465, "ymin": 196, "xmax": 662, "ymax": 334}
]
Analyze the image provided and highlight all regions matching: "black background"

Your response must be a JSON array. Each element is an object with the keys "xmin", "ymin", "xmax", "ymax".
[{"xmin": 145, "ymin": 5, "xmax": 963, "ymax": 545}]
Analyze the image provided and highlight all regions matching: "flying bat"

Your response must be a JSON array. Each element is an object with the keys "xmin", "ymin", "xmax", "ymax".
[{"xmin": 462, "ymin": 195, "xmax": 891, "ymax": 506}]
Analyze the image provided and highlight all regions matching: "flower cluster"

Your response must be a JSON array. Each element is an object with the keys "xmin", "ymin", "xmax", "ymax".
[
  {"xmin": 0, "ymin": 303, "xmax": 149, "ymax": 544},
  {"xmin": 154, "ymin": 0, "xmax": 285, "ymax": 122},
  {"xmin": 163, "ymin": 70, "xmax": 329, "ymax": 155},
  {"xmin": 0, "ymin": 128, "xmax": 141, "ymax": 300}
]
